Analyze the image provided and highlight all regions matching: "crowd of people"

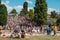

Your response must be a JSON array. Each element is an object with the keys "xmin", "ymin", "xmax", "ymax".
[{"xmin": 0, "ymin": 24, "xmax": 57, "ymax": 38}]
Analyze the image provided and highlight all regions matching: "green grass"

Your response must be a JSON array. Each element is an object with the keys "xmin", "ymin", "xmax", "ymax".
[{"xmin": 0, "ymin": 36, "xmax": 60, "ymax": 40}]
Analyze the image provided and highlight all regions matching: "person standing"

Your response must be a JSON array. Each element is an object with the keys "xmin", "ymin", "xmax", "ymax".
[
  {"xmin": 53, "ymin": 24, "xmax": 57, "ymax": 36},
  {"xmin": 46, "ymin": 25, "xmax": 51, "ymax": 35}
]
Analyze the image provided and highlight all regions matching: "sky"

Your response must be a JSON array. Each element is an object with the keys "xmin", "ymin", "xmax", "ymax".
[{"xmin": 1, "ymin": 0, "xmax": 60, "ymax": 14}]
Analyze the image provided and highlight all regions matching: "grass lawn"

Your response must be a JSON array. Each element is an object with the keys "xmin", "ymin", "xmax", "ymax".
[{"xmin": 0, "ymin": 36, "xmax": 60, "ymax": 40}]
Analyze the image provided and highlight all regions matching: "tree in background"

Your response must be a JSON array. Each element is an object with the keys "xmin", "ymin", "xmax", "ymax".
[
  {"xmin": 33, "ymin": 0, "xmax": 47, "ymax": 26},
  {"xmin": 20, "ymin": 9, "xmax": 25, "ymax": 16},
  {"xmin": 10, "ymin": 9, "xmax": 17, "ymax": 14},
  {"xmin": 51, "ymin": 11, "xmax": 58, "ymax": 18},
  {"xmin": 56, "ymin": 17, "xmax": 60, "ymax": 26},
  {"xmin": 0, "ymin": 0, "xmax": 7, "ymax": 26},
  {"xmin": 20, "ymin": 1, "xmax": 28, "ymax": 16},
  {"xmin": 29, "ymin": 9, "xmax": 34, "ymax": 20},
  {"xmin": 0, "ymin": 0, "xmax": 1, "ymax": 4}
]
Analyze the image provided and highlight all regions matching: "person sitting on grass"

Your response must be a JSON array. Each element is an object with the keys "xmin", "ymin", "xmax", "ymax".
[
  {"xmin": 0, "ymin": 26, "xmax": 2, "ymax": 36},
  {"xmin": 21, "ymin": 29, "xmax": 25, "ymax": 38}
]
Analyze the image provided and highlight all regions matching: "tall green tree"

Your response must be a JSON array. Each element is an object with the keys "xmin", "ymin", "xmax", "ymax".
[
  {"xmin": 20, "ymin": 1, "xmax": 28, "ymax": 16},
  {"xmin": 34, "ymin": 0, "xmax": 47, "ymax": 26},
  {"xmin": 29, "ymin": 9, "xmax": 34, "ymax": 19},
  {"xmin": 10, "ymin": 9, "xmax": 17, "ymax": 14},
  {"xmin": 0, "ymin": 0, "xmax": 7, "ymax": 26},
  {"xmin": 23, "ymin": 2, "xmax": 28, "ymax": 12},
  {"xmin": 0, "ymin": 0, "xmax": 1, "ymax": 4},
  {"xmin": 51, "ymin": 11, "xmax": 58, "ymax": 18}
]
